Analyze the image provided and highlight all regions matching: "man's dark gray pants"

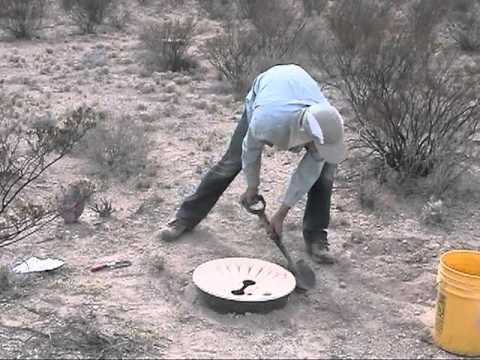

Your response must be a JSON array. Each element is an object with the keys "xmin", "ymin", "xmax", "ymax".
[{"xmin": 176, "ymin": 111, "xmax": 337, "ymax": 249}]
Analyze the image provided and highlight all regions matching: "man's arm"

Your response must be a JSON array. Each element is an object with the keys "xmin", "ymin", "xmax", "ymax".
[
  {"xmin": 269, "ymin": 150, "xmax": 324, "ymax": 239},
  {"xmin": 241, "ymin": 128, "xmax": 264, "ymax": 192},
  {"xmin": 282, "ymin": 149, "xmax": 325, "ymax": 208}
]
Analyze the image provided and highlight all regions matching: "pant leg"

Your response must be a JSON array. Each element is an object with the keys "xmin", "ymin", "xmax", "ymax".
[
  {"xmin": 176, "ymin": 111, "xmax": 249, "ymax": 228},
  {"xmin": 303, "ymin": 162, "xmax": 337, "ymax": 249}
]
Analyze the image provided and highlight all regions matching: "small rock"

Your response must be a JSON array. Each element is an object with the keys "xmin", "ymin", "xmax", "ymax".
[
  {"xmin": 73, "ymin": 63, "xmax": 84, "ymax": 71},
  {"xmin": 339, "ymin": 281, "xmax": 347, "ymax": 289},
  {"xmin": 136, "ymin": 82, "xmax": 156, "ymax": 94},
  {"xmin": 164, "ymin": 82, "xmax": 177, "ymax": 93},
  {"xmin": 150, "ymin": 255, "xmax": 165, "ymax": 271},
  {"xmin": 136, "ymin": 103, "xmax": 148, "ymax": 111},
  {"xmin": 350, "ymin": 230, "xmax": 367, "ymax": 244},
  {"xmin": 382, "ymin": 255, "xmax": 394, "ymax": 264},
  {"xmin": 175, "ymin": 75, "xmax": 191, "ymax": 85},
  {"xmin": 46, "ymin": 48, "xmax": 54, "ymax": 54}
]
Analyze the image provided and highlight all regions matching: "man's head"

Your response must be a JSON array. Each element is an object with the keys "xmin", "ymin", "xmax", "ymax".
[{"xmin": 302, "ymin": 104, "xmax": 346, "ymax": 164}]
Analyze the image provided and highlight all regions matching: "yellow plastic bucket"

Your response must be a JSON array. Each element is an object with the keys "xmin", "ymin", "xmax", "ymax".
[{"xmin": 433, "ymin": 250, "xmax": 480, "ymax": 356}]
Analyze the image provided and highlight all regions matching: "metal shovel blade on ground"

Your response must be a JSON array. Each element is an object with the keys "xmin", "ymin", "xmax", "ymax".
[{"xmin": 241, "ymin": 195, "xmax": 316, "ymax": 291}]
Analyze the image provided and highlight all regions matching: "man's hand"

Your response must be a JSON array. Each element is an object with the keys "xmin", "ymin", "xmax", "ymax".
[
  {"xmin": 240, "ymin": 187, "xmax": 259, "ymax": 207},
  {"xmin": 269, "ymin": 205, "xmax": 290, "ymax": 240}
]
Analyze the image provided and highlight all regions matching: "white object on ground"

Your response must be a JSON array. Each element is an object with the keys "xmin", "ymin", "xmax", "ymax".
[
  {"xmin": 12, "ymin": 256, "xmax": 65, "ymax": 274},
  {"xmin": 193, "ymin": 257, "xmax": 296, "ymax": 302}
]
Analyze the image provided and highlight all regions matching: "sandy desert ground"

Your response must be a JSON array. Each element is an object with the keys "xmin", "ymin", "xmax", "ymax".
[{"xmin": 0, "ymin": 1, "xmax": 479, "ymax": 358}]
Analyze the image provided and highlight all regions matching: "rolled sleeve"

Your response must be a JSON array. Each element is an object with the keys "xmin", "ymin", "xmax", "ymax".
[
  {"xmin": 283, "ymin": 150, "xmax": 325, "ymax": 207},
  {"xmin": 241, "ymin": 128, "xmax": 264, "ymax": 189}
]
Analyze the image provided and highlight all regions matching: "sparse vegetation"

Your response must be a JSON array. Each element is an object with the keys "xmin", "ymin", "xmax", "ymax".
[
  {"xmin": 449, "ymin": 1, "xmax": 480, "ymax": 52},
  {"xmin": 203, "ymin": 1, "xmax": 306, "ymax": 97},
  {"xmin": 89, "ymin": 197, "xmax": 114, "ymax": 218},
  {"xmin": 421, "ymin": 197, "xmax": 445, "ymax": 225},
  {"xmin": 108, "ymin": 4, "xmax": 130, "ymax": 31},
  {"xmin": 0, "ymin": 0, "xmax": 47, "ymax": 39},
  {"xmin": 0, "ymin": 99, "xmax": 97, "ymax": 248},
  {"xmin": 140, "ymin": 18, "xmax": 198, "ymax": 73},
  {"xmin": 56, "ymin": 179, "xmax": 96, "ymax": 224},
  {"xmin": 150, "ymin": 254, "xmax": 165, "ymax": 272},
  {"xmin": 238, "ymin": 0, "xmax": 306, "ymax": 52},
  {"xmin": 0, "ymin": 265, "xmax": 12, "ymax": 293},
  {"xmin": 315, "ymin": 0, "xmax": 480, "ymax": 195},
  {"xmin": 198, "ymin": 0, "xmax": 234, "ymax": 20},
  {"xmin": 79, "ymin": 114, "xmax": 149, "ymax": 179},
  {"xmin": 302, "ymin": 0, "xmax": 327, "ymax": 17},
  {"xmin": 205, "ymin": 22, "xmax": 303, "ymax": 97},
  {"xmin": 358, "ymin": 178, "xmax": 380, "ymax": 211},
  {"xmin": 61, "ymin": 0, "xmax": 115, "ymax": 34}
]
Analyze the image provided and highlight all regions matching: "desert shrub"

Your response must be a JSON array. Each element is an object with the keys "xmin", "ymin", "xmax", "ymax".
[
  {"xmin": 451, "ymin": 0, "xmax": 473, "ymax": 13},
  {"xmin": 80, "ymin": 114, "xmax": 149, "ymax": 179},
  {"xmin": 198, "ymin": 0, "xmax": 234, "ymax": 20},
  {"xmin": 56, "ymin": 179, "xmax": 95, "ymax": 224},
  {"xmin": 238, "ymin": 0, "xmax": 306, "ymax": 54},
  {"xmin": 0, "ymin": 0, "xmax": 47, "ymax": 38},
  {"xmin": 108, "ymin": 4, "xmax": 129, "ymax": 31},
  {"xmin": 60, "ymin": 0, "xmax": 75, "ymax": 11},
  {"xmin": 0, "ymin": 265, "xmax": 12, "ymax": 293},
  {"xmin": 314, "ymin": 0, "xmax": 479, "ymax": 195},
  {"xmin": 449, "ymin": 1, "xmax": 480, "ymax": 52},
  {"xmin": 358, "ymin": 176, "xmax": 380, "ymax": 210},
  {"xmin": 60, "ymin": 0, "xmax": 115, "ymax": 34},
  {"xmin": 302, "ymin": 0, "xmax": 327, "ymax": 17},
  {"xmin": 205, "ymin": 20, "xmax": 304, "ymax": 96},
  {"xmin": 0, "ymin": 99, "xmax": 97, "ymax": 248},
  {"xmin": 140, "ymin": 18, "xmax": 197, "ymax": 73},
  {"xmin": 205, "ymin": 26, "xmax": 262, "ymax": 96}
]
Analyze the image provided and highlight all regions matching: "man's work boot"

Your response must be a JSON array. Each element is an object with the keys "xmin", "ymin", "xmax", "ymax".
[
  {"xmin": 159, "ymin": 219, "xmax": 190, "ymax": 242},
  {"xmin": 305, "ymin": 231, "xmax": 336, "ymax": 265}
]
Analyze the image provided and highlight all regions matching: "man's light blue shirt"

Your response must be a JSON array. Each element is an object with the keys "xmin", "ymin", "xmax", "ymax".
[{"xmin": 242, "ymin": 64, "xmax": 331, "ymax": 207}]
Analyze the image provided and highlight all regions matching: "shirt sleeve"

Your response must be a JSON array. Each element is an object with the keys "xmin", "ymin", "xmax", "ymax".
[
  {"xmin": 241, "ymin": 128, "xmax": 264, "ymax": 189},
  {"xmin": 282, "ymin": 149, "xmax": 325, "ymax": 207}
]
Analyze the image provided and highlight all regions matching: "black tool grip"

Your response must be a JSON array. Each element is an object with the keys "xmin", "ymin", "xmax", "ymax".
[{"xmin": 241, "ymin": 194, "xmax": 266, "ymax": 215}]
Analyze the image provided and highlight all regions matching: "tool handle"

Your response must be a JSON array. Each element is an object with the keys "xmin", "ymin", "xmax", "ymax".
[
  {"xmin": 241, "ymin": 195, "xmax": 266, "ymax": 215},
  {"xmin": 258, "ymin": 213, "xmax": 295, "ymax": 268},
  {"xmin": 91, "ymin": 264, "xmax": 108, "ymax": 272}
]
